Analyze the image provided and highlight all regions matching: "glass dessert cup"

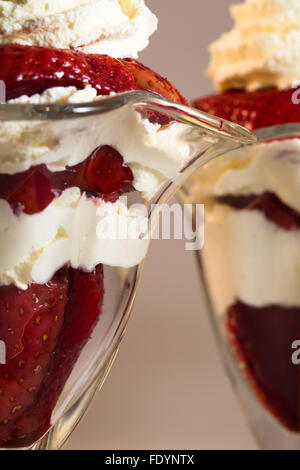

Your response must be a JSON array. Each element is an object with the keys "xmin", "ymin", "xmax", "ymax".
[
  {"xmin": 179, "ymin": 123, "xmax": 300, "ymax": 450},
  {"xmin": 0, "ymin": 91, "xmax": 254, "ymax": 450}
]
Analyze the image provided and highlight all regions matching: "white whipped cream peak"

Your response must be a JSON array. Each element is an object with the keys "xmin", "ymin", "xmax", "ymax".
[
  {"xmin": 0, "ymin": 0, "xmax": 157, "ymax": 58},
  {"xmin": 208, "ymin": 0, "xmax": 300, "ymax": 91}
]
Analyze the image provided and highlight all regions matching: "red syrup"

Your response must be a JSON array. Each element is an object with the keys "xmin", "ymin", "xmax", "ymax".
[{"xmin": 0, "ymin": 145, "xmax": 134, "ymax": 215}]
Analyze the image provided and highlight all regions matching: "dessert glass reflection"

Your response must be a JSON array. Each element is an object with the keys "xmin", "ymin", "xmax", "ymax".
[{"xmin": 182, "ymin": 0, "xmax": 300, "ymax": 450}]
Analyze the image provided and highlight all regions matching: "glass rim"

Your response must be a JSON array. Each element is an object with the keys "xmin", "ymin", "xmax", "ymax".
[
  {"xmin": 0, "ymin": 90, "xmax": 256, "ymax": 146},
  {"xmin": 255, "ymin": 123, "xmax": 300, "ymax": 141}
]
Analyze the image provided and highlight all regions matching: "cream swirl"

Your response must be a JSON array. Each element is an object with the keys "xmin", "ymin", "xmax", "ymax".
[
  {"xmin": 0, "ymin": 0, "xmax": 157, "ymax": 58},
  {"xmin": 208, "ymin": 0, "xmax": 300, "ymax": 91}
]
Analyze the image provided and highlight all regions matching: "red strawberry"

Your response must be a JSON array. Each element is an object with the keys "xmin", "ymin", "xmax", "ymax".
[
  {"xmin": 0, "ymin": 145, "xmax": 134, "ymax": 215},
  {"xmin": 219, "ymin": 192, "xmax": 300, "ymax": 231},
  {"xmin": 121, "ymin": 58, "xmax": 187, "ymax": 105},
  {"xmin": 83, "ymin": 145, "xmax": 133, "ymax": 199},
  {"xmin": 0, "ymin": 45, "xmax": 137, "ymax": 100},
  {"xmin": 0, "ymin": 45, "xmax": 186, "ymax": 107},
  {"xmin": 6, "ymin": 169, "xmax": 55, "ymax": 215},
  {"xmin": 0, "ymin": 267, "xmax": 68, "ymax": 445},
  {"xmin": 227, "ymin": 301, "xmax": 300, "ymax": 432},
  {"xmin": 0, "ymin": 265, "xmax": 104, "ymax": 448},
  {"xmin": 0, "ymin": 271, "xmax": 67, "ymax": 364},
  {"xmin": 193, "ymin": 88, "xmax": 300, "ymax": 130}
]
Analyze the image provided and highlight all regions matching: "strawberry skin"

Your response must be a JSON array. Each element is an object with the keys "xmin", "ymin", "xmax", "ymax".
[
  {"xmin": 227, "ymin": 302, "xmax": 300, "ymax": 432},
  {"xmin": 0, "ymin": 45, "xmax": 137, "ymax": 100},
  {"xmin": 193, "ymin": 88, "xmax": 300, "ymax": 130},
  {"xmin": 0, "ymin": 44, "xmax": 186, "ymax": 106},
  {"xmin": 219, "ymin": 192, "xmax": 300, "ymax": 232},
  {"xmin": 0, "ymin": 145, "xmax": 134, "ymax": 215},
  {"xmin": 121, "ymin": 58, "xmax": 187, "ymax": 105},
  {"xmin": 6, "ymin": 168, "xmax": 55, "ymax": 216},
  {"xmin": 0, "ymin": 265, "xmax": 104, "ymax": 448},
  {"xmin": 0, "ymin": 267, "xmax": 68, "ymax": 446},
  {"xmin": 83, "ymin": 145, "xmax": 133, "ymax": 199},
  {"xmin": 0, "ymin": 272, "xmax": 66, "ymax": 365}
]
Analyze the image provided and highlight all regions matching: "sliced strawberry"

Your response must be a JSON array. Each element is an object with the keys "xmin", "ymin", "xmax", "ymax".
[
  {"xmin": 0, "ymin": 265, "xmax": 104, "ymax": 448},
  {"xmin": 0, "ymin": 166, "xmax": 55, "ymax": 215},
  {"xmin": 0, "ymin": 267, "xmax": 68, "ymax": 446},
  {"xmin": 121, "ymin": 58, "xmax": 187, "ymax": 124},
  {"xmin": 7, "ymin": 169, "xmax": 54, "ymax": 215},
  {"xmin": 0, "ymin": 274, "xmax": 65, "ymax": 363},
  {"xmin": 83, "ymin": 145, "xmax": 133, "ymax": 199},
  {"xmin": 0, "ymin": 45, "xmax": 186, "ymax": 127},
  {"xmin": 0, "ymin": 45, "xmax": 186, "ymax": 107},
  {"xmin": 0, "ymin": 45, "xmax": 137, "ymax": 100},
  {"xmin": 227, "ymin": 301, "xmax": 300, "ymax": 432},
  {"xmin": 193, "ymin": 88, "xmax": 300, "ymax": 130},
  {"xmin": 0, "ymin": 145, "xmax": 134, "ymax": 215},
  {"xmin": 219, "ymin": 192, "xmax": 300, "ymax": 231},
  {"xmin": 121, "ymin": 58, "xmax": 187, "ymax": 105}
]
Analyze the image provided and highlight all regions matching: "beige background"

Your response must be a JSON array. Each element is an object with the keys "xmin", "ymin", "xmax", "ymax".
[{"xmin": 66, "ymin": 0, "xmax": 258, "ymax": 450}]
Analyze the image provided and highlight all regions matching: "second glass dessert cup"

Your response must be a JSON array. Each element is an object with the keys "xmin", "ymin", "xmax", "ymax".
[
  {"xmin": 0, "ymin": 91, "xmax": 255, "ymax": 450},
  {"xmin": 179, "ymin": 123, "xmax": 300, "ymax": 450}
]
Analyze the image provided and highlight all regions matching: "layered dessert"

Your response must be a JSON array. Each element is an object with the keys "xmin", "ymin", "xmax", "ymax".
[
  {"xmin": 193, "ymin": 0, "xmax": 300, "ymax": 432},
  {"xmin": 0, "ymin": 0, "xmax": 191, "ymax": 448}
]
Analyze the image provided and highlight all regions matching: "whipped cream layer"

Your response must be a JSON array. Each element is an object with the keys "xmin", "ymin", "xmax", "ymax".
[
  {"xmin": 0, "ymin": 86, "xmax": 193, "ymax": 287},
  {"xmin": 2, "ymin": 86, "xmax": 191, "ymax": 200},
  {"xmin": 203, "ymin": 204, "xmax": 300, "ymax": 316},
  {"xmin": 0, "ymin": 188, "xmax": 149, "ymax": 290},
  {"xmin": 208, "ymin": 0, "xmax": 300, "ymax": 91},
  {"xmin": 0, "ymin": 0, "xmax": 157, "ymax": 58},
  {"xmin": 194, "ymin": 138, "xmax": 300, "ymax": 315},
  {"xmin": 194, "ymin": 139, "xmax": 300, "ymax": 214}
]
